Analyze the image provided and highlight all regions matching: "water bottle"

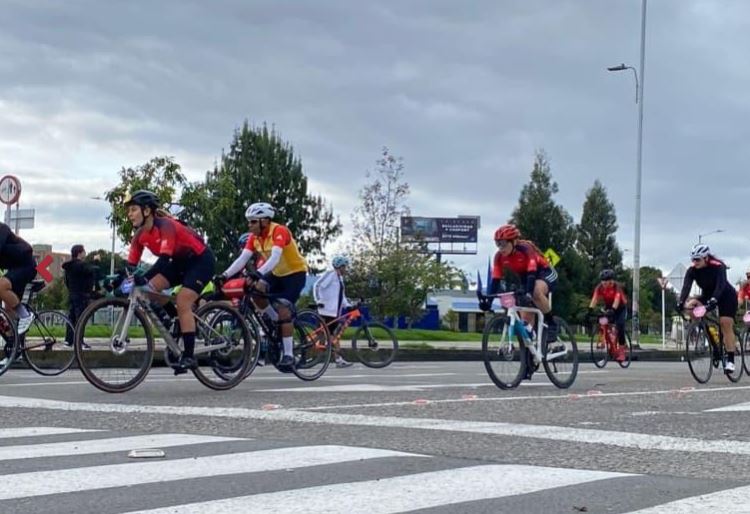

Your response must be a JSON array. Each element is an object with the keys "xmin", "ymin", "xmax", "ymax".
[{"xmin": 708, "ymin": 325, "xmax": 720, "ymax": 345}]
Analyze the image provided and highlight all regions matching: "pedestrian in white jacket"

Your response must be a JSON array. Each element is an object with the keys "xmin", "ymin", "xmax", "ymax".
[{"xmin": 314, "ymin": 255, "xmax": 353, "ymax": 367}]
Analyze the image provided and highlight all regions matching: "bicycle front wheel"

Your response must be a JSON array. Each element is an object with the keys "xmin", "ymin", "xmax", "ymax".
[
  {"xmin": 292, "ymin": 311, "xmax": 331, "ymax": 381},
  {"xmin": 192, "ymin": 301, "xmax": 256, "ymax": 390},
  {"xmin": 742, "ymin": 327, "xmax": 750, "ymax": 376},
  {"xmin": 685, "ymin": 321, "xmax": 712, "ymax": 384},
  {"xmin": 0, "ymin": 311, "xmax": 18, "ymax": 377},
  {"xmin": 352, "ymin": 321, "xmax": 398, "ymax": 368},
  {"xmin": 726, "ymin": 328, "xmax": 744, "ymax": 383},
  {"xmin": 589, "ymin": 327, "xmax": 608, "ymax": 369},
  {"xmin": 74, "ymin": 298, "xmax": 154, "ymax": 393},
  {"xmin": 23, "ymin": 309, "xmax": 76, "ymax": 376},
  {"xmin": 543, "ymin": 317, "xmax": 578, "ymax": 389},
  {"xmin": 482, "ymin": 315, "xmax": 526, "ymax": 390}
]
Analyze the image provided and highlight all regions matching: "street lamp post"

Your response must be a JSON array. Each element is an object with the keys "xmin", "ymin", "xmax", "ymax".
[
  {"xmin": 607, "ymin": 0, "xmax": 647, "ymax": 346},
  {"xmin": 91, "ymin": 196, "xmax": 116, "ymax": 275},
  {"xmin": 697, "ymin": 229, "xmax": 724, "ymax": 244}
]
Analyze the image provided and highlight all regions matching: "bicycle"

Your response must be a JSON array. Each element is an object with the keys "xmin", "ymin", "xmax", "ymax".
[
  {"xmin": 217, "ymin": 277, "xmax": 332, "ymax": 381},
  {"xmin": 738, "ymin": 310, "xmax": 750, "ymax": 375},
  {"xmin": 73, "ymin": 273, "xmax": 255, "ymax": 393},
  {"xmin": 682, "ymin": 303, "xmax": 744, "ymax": 384},
  {"xmin": 297, "ymin": 303, "xmax": 399, "ymax": 368},
  {"xmin": 0, "ymin": 279, "xmax": 77, "ymax": 377},
  {"xmin": 480, "ymin": 290, "xmax": 579, "ymax": 389},
  {"xmin": 589, "ymin": 309, "xmax": 632, "ymax": 369}
]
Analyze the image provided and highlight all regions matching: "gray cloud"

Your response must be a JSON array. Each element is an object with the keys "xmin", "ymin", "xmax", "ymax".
[{"xmin": 1, "ymin": 0, "xmax": 750, "ymax": 281}]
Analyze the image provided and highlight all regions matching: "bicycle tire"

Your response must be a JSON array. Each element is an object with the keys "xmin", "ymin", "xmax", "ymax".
[
  {"xmin": 482, "ymin": 315, "xmax": 526, "ymax": 390},
  {"xmin": 292, "ymin": 310, "xmax": 332, "ymax": 381},
  {"xmin": 23, "ymin": 308, "xmax": 76, "ymax": 376},
  {"xmin": 543, "ymin": 317, "xmax": 579, "ymax": 389},
  {"xmin": 0, "ymin": 311, "xmax": 18, "ymax": 377},
  {"xmin": 685, "ymin": 321, "xmax": 712, "ymax": 384},
  {"xmin": 618, "ymin": 329, "xmax": 633, "ymax": 369},
  {"xmin": 352, "ymin": 321, "xmax": 399, "ymax": 368},
  {"xmin": 742, "ymin": 327, "xmax": 750, "ymax": 376},
  {"xmin": 589, "ymin": 326, "xmax": 608, "ymax": 369},
  {"xmin": 192, "ymin": 301, "xmax": 256, "ymax": 390},
  {"xmin": 74, "ymin": 297, "xmax": 154, "ymax": 393},
  {"xmin": 725, "ymin": 328, "xmax": 744, "ymax": 383}
]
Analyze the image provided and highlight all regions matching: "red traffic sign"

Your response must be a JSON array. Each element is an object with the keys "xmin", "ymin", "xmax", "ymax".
[
  {"xmin": 36, "ymin": 255, "xmax": 54, "ymax": 283},
  {"xmin": 0, "ymin": 175, "xmax": 21, "ymax": 205}
]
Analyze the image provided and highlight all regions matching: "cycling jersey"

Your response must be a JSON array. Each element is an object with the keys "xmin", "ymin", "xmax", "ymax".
[
  {"xmin": 0, "ymin": 222, "xmax": 33, "ymax": 268},
  {"xmin": 128, "ymin": 217, "xmax": 206, "ymax": 265},
  {"xmin": 592, "ymin": 282, "xmax": 628, "ymax": 309},
  {"xmin": 739, "ymin": 281, "xmax": 750, "ymax": 303},
  {"xmin": 679, "ymin": 258, "xmax": 732, "ymax": 303},
  {"xmin": 245, "ymin": 222, "xmax": 307, "ymax": 277}
]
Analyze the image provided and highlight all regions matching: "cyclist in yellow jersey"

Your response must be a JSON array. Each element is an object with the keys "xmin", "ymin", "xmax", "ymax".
[{"xmin": 218, "ymin": 202, "xmax": 308, "ymax": 369}]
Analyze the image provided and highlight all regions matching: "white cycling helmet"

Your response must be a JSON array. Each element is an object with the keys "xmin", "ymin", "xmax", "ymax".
[
  {"xmin": 245, "ymin": 202, "xmax": 275, "ymax": 220},
  {"xmin": 332, "ymin": 255, "xmax": 350, "ymax": 269},
  {"xmin": 690, "ymin": 243, "xmax": 710, "ymax": 260}
]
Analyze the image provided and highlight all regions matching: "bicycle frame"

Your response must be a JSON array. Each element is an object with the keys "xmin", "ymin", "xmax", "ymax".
[
  {"xmin": 504, "ymin": 304, "xmax": 566, "ymax": 364},
  {"xmin": 323, "ymin": 308, "xmax": 362, "ymax": 346},
  {"xmin": 596, "ymin": 315, "xmax": 618, "ymax": 357}
]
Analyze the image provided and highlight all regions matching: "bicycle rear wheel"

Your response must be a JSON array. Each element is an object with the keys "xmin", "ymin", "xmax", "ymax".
[
  {"xmin": 685, "ymin": 321, "xmax": 712, "ymax": 384},
  {"xmin": 0, "ymin": 311, "xmax": 18, "ymax": 377},
  {"xmin": 725, "ymin": 328, "xmax": 744, "ymax": 383},
  {"xmin": 352, "ymin": 321, "xmax": 398, "ymax": 368},
  {"xmin": 74, "ymin": 298, "xmax": 154, "ymax": 393},
  {"xmin": 617, "ymin": 330, "xmax": 633, "ymax": 369},
  {"xmin": 292, "ymin": 311, "xmax": 331, "ymax": 381},
  {"xmin": 482, "ymin": 315, "xmax": 526, "ymax": 390},
  {"xmin": 192, "ymin": 301, "xmax": 256, "ymax": 390},
  {"xmin": 23, "ymin": 309, "xmax": 76, "ymax": 376},
  {"xmin": 589, "ymin": 327, "xmax": 608, "ymax": 368},
  {"xmin": 742, "ymin": 327, "xmax": 750, "ymax": 376},
  {"xmin": 543, "ymin": 317, "xmax": 578, "ymax": 389}
]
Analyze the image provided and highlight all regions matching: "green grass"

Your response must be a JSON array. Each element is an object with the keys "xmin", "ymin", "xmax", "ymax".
[{"xmin": 340, "ymin": 326, "xmax": 483, "ymax": 342}]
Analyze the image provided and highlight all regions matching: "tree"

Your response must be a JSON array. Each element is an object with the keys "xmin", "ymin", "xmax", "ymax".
[
  {"xmin": 509, "ymin": 150, "xmax": 578, "ymax": 319},
  {"xmin": 351, "ymin": 147, "xmax": 410, "ymax": 260},
  {"xmin": 86, "ymin": 249, "xmax": 127, "ymax": 279},
  {"xmin": 509, "ymin": 150, "xmax": 575, "ymax": 252},
  {"xmin": 179, "ymin": 122, "xmax": 341, "ymax": 270},
  {"xmin": 576, "ymin": 180, "xmax": 623, "ymax": 291},
  {"xmin": 36, "ymin": 278, "xmax": 68, "ymax": 310},
  {"xmin": 103, "ymin": 156, "xmax": 187, "ymax": 244}
]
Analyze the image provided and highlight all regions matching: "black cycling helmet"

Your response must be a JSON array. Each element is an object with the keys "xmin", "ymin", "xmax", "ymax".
[
  {"xmin": 600, "ymin": 269, "xmax": 615, "ymax": 281},
  {"xmin": 124, "ymin": 190, "xmax": 159, "ymax": 209}
]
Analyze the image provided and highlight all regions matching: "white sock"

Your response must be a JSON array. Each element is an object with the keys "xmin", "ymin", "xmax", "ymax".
[
  {"xmin": 262, "ymin": 305, "xmax": 279, "ymax": 321},
  {"xmin": 282, "ymin": 336, "xmax": 293, "ymax": 356},
  {"xmin": 15, "ymin": 304, "xmax": 29, "ymax": 318}
]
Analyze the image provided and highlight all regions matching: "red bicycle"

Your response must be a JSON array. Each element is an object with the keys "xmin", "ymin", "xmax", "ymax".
[{"xmin": 589, "ymin": 310, "xmax": 632, "ymax": 368}]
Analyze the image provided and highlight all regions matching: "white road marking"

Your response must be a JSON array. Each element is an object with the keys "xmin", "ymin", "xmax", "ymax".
[
  {"xmin": 0, "ymin": 427, "xmax": 100, "ymax": 439},
  {"xmin": 0, "ymin": 433, "xmax": 241, "ymax": 461},
  {"xmin": 258, "ymin": 383, "xmax": 529, "ymax": 392},
  {"xmin": 0, "ymin": 395, "xmax": 746, "ymax": 456},
  {"xmin": 706, "ymin": 401, "xmax": 750, "ymax": 412},
  {"xmin": 625, "ymin": 484, "xmax": 750, "ymax": 513},
  {"xmin": 124, "ymin": 464, "xmax": 632, "ymax": 514},
  {"xmin": 0, "ymin": 445, "xmax": 419, "ymax": 500}
]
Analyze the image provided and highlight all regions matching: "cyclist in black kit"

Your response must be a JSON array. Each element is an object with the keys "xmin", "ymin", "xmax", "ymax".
[{"xmin": 677, "ymin": 243, "xmax": 738, "ymax": 373}]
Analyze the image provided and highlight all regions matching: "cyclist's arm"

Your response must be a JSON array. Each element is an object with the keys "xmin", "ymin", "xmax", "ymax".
[
  {"xmin": 313, "ymin": 270, "xmax": 333, "ymax": 304},
  {"xmin": 223, "ymin": 249, "xmax": 253, "ymax": 277},
  {"xmin": 257, "ymin": 246, "xmax": 282, "ymax": 275},
  {"xmin": 0, "ymin": 223, "xmax": 11, "ymax": 253},
  {"xmin": 678, "ymin": 268, "xmax": 695, "ymax": 304},
  {"xmin": 612, "ymin": 287, "xmax": 623, "ymax": 310},
  {"xmin": 589, "ymin": 288, "xmax": 600, "ymax": 309},
  {"xmin": 489, "ymin": 252, "xmax": 503, "ymax": 294}
]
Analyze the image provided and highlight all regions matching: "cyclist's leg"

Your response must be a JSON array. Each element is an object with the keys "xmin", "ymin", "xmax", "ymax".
[
  {"xmin": 2, "ymin": 257, "xmax": 37, "ymax": 333},
  {"xmin": 272, "ymin": 272, "xmax": 306, "ymax": 366},
  {"xmin": 174, "ymin": 251, "xmax": 215, "ymax": 370},
  {"xmin": 532, "ymin": 268, "xmax": 558, "ymax": 342},
  {"xmin": 614, "ymin": 306, "xmax": 627, "ymax": 346},
  {"xmin": 718, "ymin": 292, "xmax": 738, "ymax": 369}
]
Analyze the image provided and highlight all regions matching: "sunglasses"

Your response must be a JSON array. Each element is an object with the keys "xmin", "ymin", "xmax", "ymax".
[
  {"xmin": 495, "ymin": 240, "xmax": 511, "ymax": 248},
  {"xmin": 691, "ymin": 257, "xmax": 702, "ymax": 262},
  {"xmin": 248, "ymin": 219, "xmax": 260, "ymax": 225}
]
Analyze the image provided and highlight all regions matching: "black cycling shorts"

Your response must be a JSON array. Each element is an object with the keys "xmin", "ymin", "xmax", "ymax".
[
  {"xmin": 4, "ymin": 255, "xmax": 37, "ymax": 298},
  {"xmin": 159, "ymin": 249, "xmax": 215, "ymax": 294},
  {"xmin": 262, "ymin": 271, "xmax": 306, "ymax": 304},
  {"xmin": 700, "ymin": 291, "xmax": 738, "ymax": 318},
  {"xmin": 536, "ymin": 267, "xmax": 558, "ymax": 293}
]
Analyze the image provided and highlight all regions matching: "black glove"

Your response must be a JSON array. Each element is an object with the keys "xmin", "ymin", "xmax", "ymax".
[
  {"xmin": 212, "ymin": 274, "xmax": 226, "ymax": 286},
  {"xmin": 676, "ymin": 301, "xmax": 685, "ymax": 313},
  {"xmin": 133, "ymin": 274, "xmax": 148, "ymax": 286},
  {"xmin": 478, "ymin": 296, "xmax": 493, "ymax": 312},
  {"xmin": 248, "ymin": 270, "xmax": 263, "ymax": 281},
  {"xmin": 605, "ymin": 308, "xmax": 615, "ymax": 317},
  {"xmin": 705, "ymin": 298, "xmax": 718, "ymax": 311}
]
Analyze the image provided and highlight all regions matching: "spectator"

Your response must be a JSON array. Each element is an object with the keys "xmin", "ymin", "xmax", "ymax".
[{"xmin": 62, "ymin": 245, "xmax": 99, "ymax": 346}]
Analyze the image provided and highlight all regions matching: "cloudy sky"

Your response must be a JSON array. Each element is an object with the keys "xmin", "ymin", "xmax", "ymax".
[{"xmin": 2, "ymin": 0, "xmax": 749, "ymax": 283}]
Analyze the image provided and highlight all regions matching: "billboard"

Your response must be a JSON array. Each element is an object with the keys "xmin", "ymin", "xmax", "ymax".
[{"xmin": 401, "ymin": 216, "xmax": 478, "ymax": 243}]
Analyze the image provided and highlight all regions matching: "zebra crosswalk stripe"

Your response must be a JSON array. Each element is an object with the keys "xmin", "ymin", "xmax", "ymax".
[
  {"xmin": 0, "ymin": 445, "xmax": 421, "ymax": 501},
  {"xmin": 624, "ymin": 484, "xmax": 750, "ymax": 513},
  {"xmin": 123, "ymin": 464, "xmax": 632, "ymax": 514},
  {"xmin": 0, "ymin": 427, "xmax": 100, "ymax": 439},
  {"xmin": 0, "ymin": 433, "xmax": 240, "ymax": 461}
]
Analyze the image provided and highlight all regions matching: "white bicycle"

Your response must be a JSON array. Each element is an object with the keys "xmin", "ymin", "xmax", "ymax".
[{"xmin": 481, "ymin": 291, "xmax": 579, "ymax": 389}]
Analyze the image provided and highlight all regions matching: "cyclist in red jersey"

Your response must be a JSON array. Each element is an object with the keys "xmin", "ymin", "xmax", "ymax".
[
  {"xmin": 490, "ymin": 224, "xmax": 559, "ymax": 342},
  {"xmin": 124, "ymin": 190, "xmax": 216, "ymax": 374},
  {"xmin": 738, "ymin": 269, "xmax": 750, "ymax": 309},
  {"xmin": 589, "ymin": 269, "xmax": 628, "ymax": 361}
]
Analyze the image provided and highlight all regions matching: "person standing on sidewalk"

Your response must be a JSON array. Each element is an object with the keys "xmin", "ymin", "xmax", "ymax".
[
  {"xmin": 62, "ymin": 245, "xmax": 99, "ymax": 346},
  {"xmin": 314, "ymin": 255, "xmax": 353, "ymax": 368}
]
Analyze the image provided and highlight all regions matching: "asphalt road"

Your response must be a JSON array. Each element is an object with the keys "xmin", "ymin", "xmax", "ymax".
[{"xmin": 2, "ymin": 360, "xmax": 750, "ymax": 513}]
